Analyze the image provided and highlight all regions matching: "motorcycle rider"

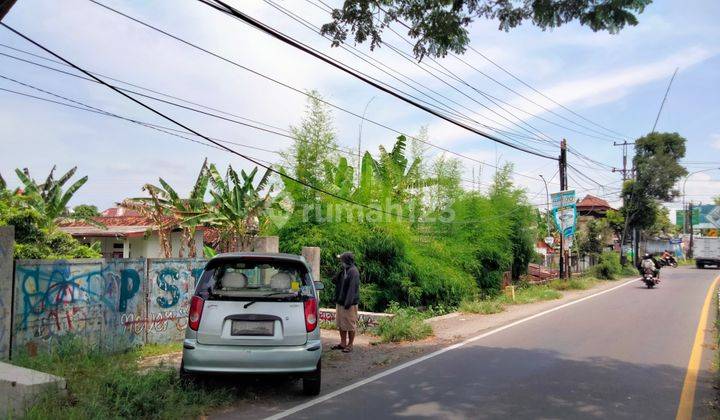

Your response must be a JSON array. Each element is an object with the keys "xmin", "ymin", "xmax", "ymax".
[
  {"xmin": 640, "ymin": 253, "xmax": 660, "ymax": 281},
  {"xmin": 661, "ymin": 249, "xmax": 677, "ymax": 266}
]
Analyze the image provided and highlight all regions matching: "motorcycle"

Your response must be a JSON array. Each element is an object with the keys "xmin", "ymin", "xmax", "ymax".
[
  {"xmin": 641, "ymin": 268, "xmax": 659, "ymax": 289},
  {"xmin": 658, "ymin": 255, "xmax": 678, "ymax": 268}
]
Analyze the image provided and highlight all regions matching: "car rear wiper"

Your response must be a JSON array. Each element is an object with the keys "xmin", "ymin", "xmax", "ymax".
[{"xmin": 243, "ymin": 292, "xmax": 296, "ymax": 308}]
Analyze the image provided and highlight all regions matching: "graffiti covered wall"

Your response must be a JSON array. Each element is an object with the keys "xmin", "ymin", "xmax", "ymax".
[
  {"xmin": 12, "ymin": 258, "xmax": 206, "ymax": 355},
  {"xmin": 130, "ymin": 259, "xmax": 205, "ymax": 344}
]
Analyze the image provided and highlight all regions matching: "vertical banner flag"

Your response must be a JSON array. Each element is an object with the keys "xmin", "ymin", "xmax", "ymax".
[{"xmin": 551, "ymin": 190, "xmax": 577, "ymax": 238}]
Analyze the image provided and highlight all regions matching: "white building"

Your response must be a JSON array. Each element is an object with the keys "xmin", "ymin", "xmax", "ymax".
[{"xmin": 58, "ymin": 207, "xmax": 204, "ymax": 259}]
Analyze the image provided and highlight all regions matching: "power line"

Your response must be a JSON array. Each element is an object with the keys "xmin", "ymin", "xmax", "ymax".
[
  {"xmin": 301, "ymin": 0, "xmax": 618, "ymax": 176},
  {"xmin": 261, "ymin": 1, "xmax": 553, "ymax": 150},
  {"xmin": 465, "ymin": 45, "xmax": 627, "ymax": 139},
  {"xmin": 196, "ymin": 0, "xmax": 557, "ymax": 160},
  {"xmin": 0, "ymin": 22, "xmax": 418, "ymax": 220},
  {"xmin": 314, "ymin": 0, "xmax": 624, "ymax": 140},
  {"xmin": 269, "ymin": 0, "xmax": 559, "ymax": 152},
  {"xmin": 85, "ymin": 0, "xmax": 558, "ymax": 183},
  {"xmin": 309, "ymin": 0, "xmax": 615, "ymax": 144}
]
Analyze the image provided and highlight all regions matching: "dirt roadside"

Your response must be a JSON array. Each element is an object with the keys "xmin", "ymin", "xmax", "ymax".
[{"xmin": 139, "ymin": 277, "xmax": 637, "ymax": 419}]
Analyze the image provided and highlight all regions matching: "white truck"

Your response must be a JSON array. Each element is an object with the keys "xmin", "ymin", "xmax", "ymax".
[{"xmin": 693, "ymin": 237, "xmax": 720, "ymax": 268}]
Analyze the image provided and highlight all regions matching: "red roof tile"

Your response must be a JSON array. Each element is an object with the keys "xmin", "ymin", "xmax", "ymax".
[
  {"xmin": 576, "ymin": 195, "xmax": 614, "ymax": 212},
  {"xmin": 102, "ymin": 207, "xmax": 141, "ymax": 217}
]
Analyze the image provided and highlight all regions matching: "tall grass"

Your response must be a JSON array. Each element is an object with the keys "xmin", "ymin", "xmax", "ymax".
[
  {"xmin": 459, "ymin": 299, "xmax": 505, "ymax": 314},
  {"xmin": 375, "ymin": 305, "xmax": 433, "ymax": 343},
  {"xmin": 13, "ymin": 337, "xmax": 231, "ymax": 419}
]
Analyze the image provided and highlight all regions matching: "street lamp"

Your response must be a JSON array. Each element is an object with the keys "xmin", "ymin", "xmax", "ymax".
[
  {"xmin": 539, "ymin": 174, "xmax": 551, "ymax": 267},
  {"xmin": 539, "ymin": 174, "xmax": 550, "ymax": 237},
  {"xmin": 682, "ymin": 167, "xmax": 720, "ymax": 234}
]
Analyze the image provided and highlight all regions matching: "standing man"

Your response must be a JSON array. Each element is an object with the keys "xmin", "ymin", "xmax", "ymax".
[{"xmin": 331, "ymin": 252, "xmax": 360, "ymax": 353}]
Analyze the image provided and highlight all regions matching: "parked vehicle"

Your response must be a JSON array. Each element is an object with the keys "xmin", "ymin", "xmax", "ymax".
[
  {"xmin": 181, "ymin": 252, "xmax": 324, "ymax": 395},
  {"xmin": 641, "ymin": 268, "xmax": 659, "ymax": 289},
  {"xmin": 694, "ymin": 237, "xmax": 720, "ymax": 269}
]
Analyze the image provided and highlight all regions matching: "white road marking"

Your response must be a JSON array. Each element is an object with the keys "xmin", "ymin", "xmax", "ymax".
[{"xmin": 266, "ymin": 277, "xmax": 639, "ymax": 420}]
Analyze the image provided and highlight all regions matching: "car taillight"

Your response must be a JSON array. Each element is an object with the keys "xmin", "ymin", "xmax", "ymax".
[
  {"xmin": 304, "ymin": 298, "xmax": 317, "ymax": 332},
  {"xmin": 188, "ymin": 296, "xmax": 204, "ymax": 331}
]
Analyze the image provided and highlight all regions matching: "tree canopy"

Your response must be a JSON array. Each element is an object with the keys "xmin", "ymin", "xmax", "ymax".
[{"xmin": 321, "ymin": 0, "xmax": 652, "ymax": 59}]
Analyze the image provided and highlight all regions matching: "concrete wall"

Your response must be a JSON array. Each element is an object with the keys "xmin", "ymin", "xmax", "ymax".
[
  {"xmin": 0, "ymin": 226, "xmax": 14, "ymax": 360},
  {"xmin": 11, "ymin": 258, "xmax": 206, "ymax": 356}
]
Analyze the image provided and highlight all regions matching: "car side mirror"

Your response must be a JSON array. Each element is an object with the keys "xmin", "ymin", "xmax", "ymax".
[{"xmin": 314, "ymin": 281, "xmax": 324, "ymax": 291}]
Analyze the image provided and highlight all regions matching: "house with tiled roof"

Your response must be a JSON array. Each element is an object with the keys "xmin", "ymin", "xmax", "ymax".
[
  {"xmin": 576, "ymin": 195, "xmax": 614, "ymax": 218},
  {"xmin": 575, "ymin": 195, "xmax": 617, "ymax": 250},
  {"xmin": 58, "ymin": 207, "xmax": 204, "ymax": 259}
]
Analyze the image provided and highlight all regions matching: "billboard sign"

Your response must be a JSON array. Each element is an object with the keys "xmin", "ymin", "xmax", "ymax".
[{"xmin": 551, "ymin": 190, "xmax": 577, "ymax": 238}]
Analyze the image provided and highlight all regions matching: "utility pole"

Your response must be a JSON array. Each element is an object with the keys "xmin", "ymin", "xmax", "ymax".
[
  {"xmin": 688, "ymin": 202, "xmax": 694, "ymax": 259},
  {"xmin": 0, "ymin": 0, "xmax": 18, "ymax": 21},
  {"xmin": 559, "ymin": 139, "xmax": 568, "ymax": 279},
  {"xmin": 613, "ymin": 140, "xmax": 635, "ymax": 265}
]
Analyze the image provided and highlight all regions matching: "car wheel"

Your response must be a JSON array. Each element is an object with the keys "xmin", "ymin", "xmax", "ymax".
[
  {"xmin": 696, "ymin": 262, "xmax": 704, "ymax": 269},
  {"xmin": 302, "ymin": 360, "xmax": 321, "ymax": 396}
]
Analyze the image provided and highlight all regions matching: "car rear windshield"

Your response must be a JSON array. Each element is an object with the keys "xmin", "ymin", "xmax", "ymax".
[{"xmin": 194, "ymin": 259, "xmax": 311, "ymax": 301}]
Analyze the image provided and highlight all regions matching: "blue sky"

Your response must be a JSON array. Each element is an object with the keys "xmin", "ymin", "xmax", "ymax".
[{"xmin": 1, "ymin": 0, "xmax": 718, "ymax": 215}]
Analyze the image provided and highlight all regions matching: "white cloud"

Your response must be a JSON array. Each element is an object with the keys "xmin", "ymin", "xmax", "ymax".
[
  {"xmin": 539, "ymin": 46, "xmax": 716, "ymax": 109},
  {"xmin": 712, "ymin": 134, "xmax": 720, "ymax": 150}
]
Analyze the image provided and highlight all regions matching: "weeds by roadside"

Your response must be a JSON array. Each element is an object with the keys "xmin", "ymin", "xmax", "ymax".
[
  {"xmin": 499, "ymin": 286, "xmax": 562, "ymax": 305},
  {"xmin": 375, "ymin": 304, "xmax": 433, "ymax": 343},
  {"xmin": 459, "ymin": 299, "xmax": 505, "ymax": 314},
  {"xmin": 548, "ymin": 277, "xmax": 597, "ymax": 291},
  {"xmin": 13, "ymin": 336, "xmax": 231, "ymax": 419},
  {"xmin": 133, "ymin": 342, "xmax": 182, "ymax": 358}
]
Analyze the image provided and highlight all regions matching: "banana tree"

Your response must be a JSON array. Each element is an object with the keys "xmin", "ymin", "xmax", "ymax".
[
  {"xmin": 323, "ymin": 156, "xmax": 354, "ymax": 198},
  {"xmin": 370, "ymin": 135, "xmax": 424, "ymax": 204},
  {"xmin": 13, "ymin": 166, "xmax": 96, "ymax": 227},
  {"xmin": 185, "ymin": 164, "xmax": 274, "ymax": 252}
]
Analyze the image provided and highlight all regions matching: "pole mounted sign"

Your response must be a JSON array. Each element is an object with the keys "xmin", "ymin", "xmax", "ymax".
[
  {"xmin": 706, "ymin": 206, "xmax": 720, "ymax": 229},
  {"xmin": 551, "ymin": 190, "xmax": 577, "ymax": 239}
]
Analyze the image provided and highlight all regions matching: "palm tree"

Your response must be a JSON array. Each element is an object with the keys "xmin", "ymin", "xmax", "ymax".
[{"xmin": 186, "ymin": 164, "xmax": 274, "ymax": 252}]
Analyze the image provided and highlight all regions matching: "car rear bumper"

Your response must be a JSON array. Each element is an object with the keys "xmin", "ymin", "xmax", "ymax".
[{"xmin": 181, "ymin": 338, "xmax": 322, "ymax": 373}]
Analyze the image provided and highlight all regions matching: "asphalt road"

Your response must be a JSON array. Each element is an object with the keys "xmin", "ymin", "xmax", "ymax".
[{"xmin": 278, "ymin": 267, "xmax": 719, "ymax": 419}]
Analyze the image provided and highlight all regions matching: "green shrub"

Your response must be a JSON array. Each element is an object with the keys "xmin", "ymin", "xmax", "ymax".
[
  {"xmin": 591, "ymin": 251, "xmax": 622, "ymax": 280},
  {"xmin": 621, "ymin": 264, "xmax": 640, "ymax": 276},
  {"xmin": 375, "ymin": 307, "xmax": 433, "ymax": 342},
  {"xmin": 459, "ymin": 299, "xmax": 505, "ymax": 314}
]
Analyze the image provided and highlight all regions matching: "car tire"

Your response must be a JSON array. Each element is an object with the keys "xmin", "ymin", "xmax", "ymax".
[
  {"xmin": 696, "ymin": 262, "xmax": 704, "ymax": 269},
  {"xmin": 302, "ymin": 360, "xmax": 321, "ymax": 396}
]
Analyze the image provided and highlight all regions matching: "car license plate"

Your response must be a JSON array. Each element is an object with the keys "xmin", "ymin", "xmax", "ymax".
[{"xmin": 231, "ymin": 320, "xmax": 274, "ymax": 336}]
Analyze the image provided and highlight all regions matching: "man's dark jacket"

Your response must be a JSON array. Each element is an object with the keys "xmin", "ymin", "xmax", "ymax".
[{"xmin": 333, "ymin": 252, "xmax": 360, "ymax": 310}]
